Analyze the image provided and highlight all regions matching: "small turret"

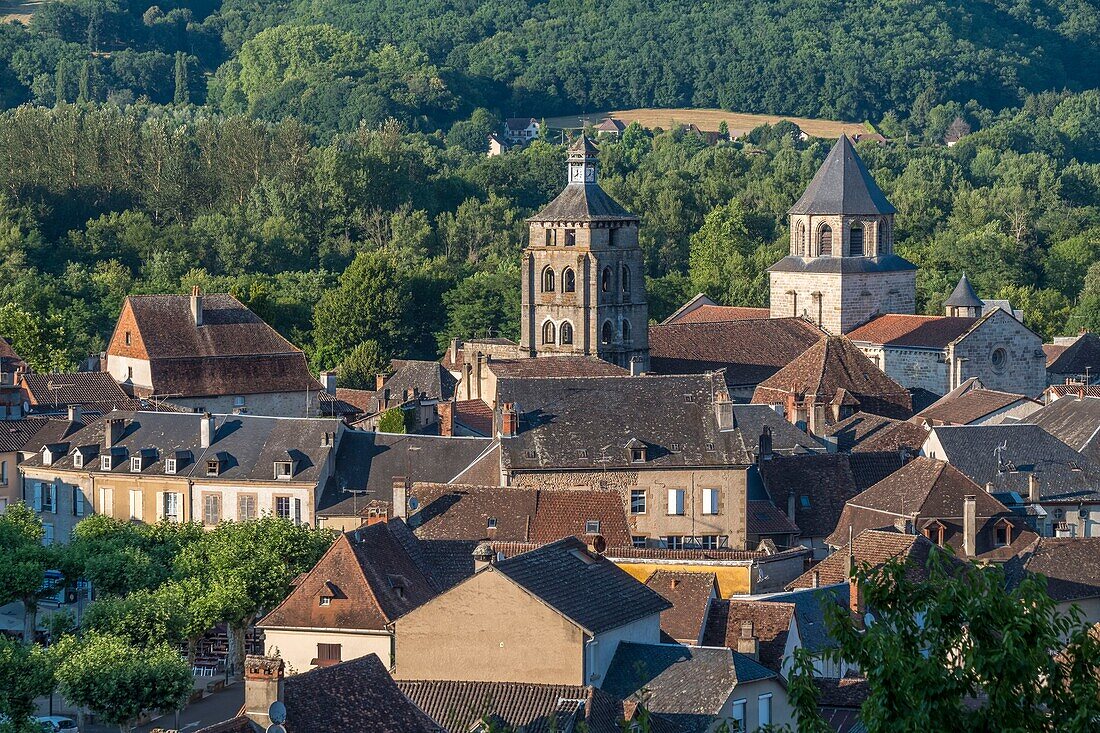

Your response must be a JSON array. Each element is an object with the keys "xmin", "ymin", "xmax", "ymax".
[{"xmin": 944, "ymin": 274, "xmax": 982, "ymax": 318}]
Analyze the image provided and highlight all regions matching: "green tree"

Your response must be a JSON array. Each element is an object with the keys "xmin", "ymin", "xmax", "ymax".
[
  {"xmin": 175, "ymin": 518, "xmax": 333, "ymax": 676},
  {"xmin": 0, "ymin": 635, "xmax": 57, "ymax": 730},
  {"xmin": 338, "ymin": 339, "xmax": 385, "ymax": 390},
  {"xmin": 377, "ymin": 406, "xmax": 411, "ymax": 434},
  {"xmin": 0, "ymin": 503, "xmax": 56, "ymax": 642},
  {"xmin": 437, "ymin": 263, "xmax": 520, "ymax": 351},
  {"xmin": 787, "ymin": 556, "xmax": 1100, "ymax": 732},
  {"xmin": 173, "ymin": 52, "xmax": 189, "ymax": 105},
  {"xmin": 1069, "ymin": 261, "xmax": 1100, "ymax": 333},
  {"xmin": 0, "ymin": 302, "xmax": 72, "ymax": 372},
  {"xmin": 56, "ymin": 634, "xmax": 192, "ymax": 733}
]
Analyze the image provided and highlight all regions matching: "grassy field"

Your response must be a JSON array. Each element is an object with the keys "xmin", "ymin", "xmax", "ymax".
[
  {"xmin": 0, "ymin": 0, "xmax": 43, "ymax": 24},
  {"xmin": 543, "ymin": 107, "xmax": 870, "ymax": 139}
]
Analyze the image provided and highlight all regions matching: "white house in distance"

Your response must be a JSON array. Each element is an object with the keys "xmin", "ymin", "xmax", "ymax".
[{"xmin": 504, "ymin": 117, "xmax": 540, "ymax": 145}]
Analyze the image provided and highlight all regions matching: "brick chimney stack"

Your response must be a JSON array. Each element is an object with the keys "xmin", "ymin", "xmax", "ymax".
[
  {"xmin": 392, "ymin": 476, "xmax": 409, "ymax": 519},
  {"xmin": 190, "ymin": 285, "xmax": 203, "ymax": 327},
  {"xmin": 243, "ymin": 656, "xmax": 284, "ymax": 729},
  {"xmin": 736, "ymin": 620, "xmax": 759, "ymax": 659},
  {"xmin": 714, "ymin": 388, "xmax": 734, "ymax": 431},
  {"xmin": 438, "ymin": 400, "xmax": 454, "ymax": 437},
  {"xmin": 499, "ymin": 403, "xmax": 518, "ymax": 438}
]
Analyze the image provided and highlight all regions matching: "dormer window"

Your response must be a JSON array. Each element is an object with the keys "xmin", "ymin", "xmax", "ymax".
[
  {"xmin": 274, "ymin": 461, "xmax": 294, "ymax": 480},
  {"xmin": 124, "ymin": 331, "xmax": 132, "ymax": 346},
  {"xmin": 631, "ymin": 448, "xmax": 646, "ymax": 463},
  {"xmin": 586, "ymin": 520, "xmax": 601, "ymax": 534},
  {"xmin": 206, "ymin": 459, "xmax": 220, "ymax": 476},
  {"xmin": 995, "ymin": 520, "xmax": 1012, "ymax": 547},
  {"xmin": 487, "ymin": 518, "xmax": 497, "ymax": 531},
  {"xmin": 165, "ymin": 458, "xmax": 177, "ymax": 475},
  {"xmin": 130, "ymin": 456, "xmax": 142, "ymax": 472},
  {"xmin": 101, "ymin": 455, "xmax": 113, "ymax": 471},
  {"xmin": 73, "ymin": 451, "xmax": 83, "ymax": 468},
  {"xmin": 319, "ymin": 596, "xmax": 332, "ymax": 607}
]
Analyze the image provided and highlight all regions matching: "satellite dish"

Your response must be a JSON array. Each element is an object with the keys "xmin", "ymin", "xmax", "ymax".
[
  {"xmin": 408, "ymin": 496, "xmax": 420, "ymax": 511},
  {"xmin": 267, "ymin": 725, "xmax": 287, "ymax": 733},
  {"xmin": 269, "ymin": 701, "xmax": 287, "ymax": 724}
]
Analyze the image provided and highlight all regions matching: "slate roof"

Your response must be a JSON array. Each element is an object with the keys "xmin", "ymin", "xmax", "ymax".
[
  {"xmin": 486, "ymin": 356, "xmax": 628, "ymax": 379},
  {"xmin": 757, "ymin": 585, "xmax": 849, "ymax": 653},
  {"xmin": 316, "ymin": 432, "xmax": 497, "ymax": 517},
  {"xmin": 745, "ymin": 500, "xmax": 800, "ymax": 536},
  {"xmin": 789, "ymin": 136, "xmax": 895, "ymax": 216},
  {"xmin": 944, "ymin": 274, "xmax": 983, "ymax": 308},
  {"xmin": 701, "ymin": 599, "xmax": 795, "ymax": 672},
  {"xmin": 0, "ymin": 417, "xmax": 82, "ymax": 453},
  {"xmin": 601, "ymin": 642, "xmax": 775, "ymax": 732},
  {"xmin": 645, "ymin": 571, "xmax": 716, "ymax": 644},
  {"xmin": 826, "ymin": 458, "xmax": 1037, "ymax": 561},
  {"xmin": 927, "ymin": 424, "xmax": 1100, "ymax": 502},
  {"xmin": 528, "ymin": 138, "xmax": 636, "ymax": 223},
  {"xmin": 917, "ymin": 386, "xmax": 1034, "ymax": 426},
  {"xmin": 20, "ymin": 410, "xmax": 339, "ymax": 483},
  {"xmin": 398, "ymin": 680, "xmax": 592, "ymax": 733},
  {"xmin": 1027, "ymin": 396, "xmax": 1100, "ymax": 465},
  {"xmin": 114, "ymin": 293, "xmax": 317, "ymax": 397},
  {"xmin": 1016, "ymin": 537, "xmax": 1100, "ymax": 602},
  {"xmin": 846, "ymin": 452, "xmax": 905, "ymax": 491},
  {"xmin": 21, "ymin": 372, "xmax": 136, "ymax": 412},
  {"xmin": 786, "ymin": 529, "xmax": 958, "ymax": 590},
  {"xmin": 497, "ymin": 374, "xmax": 821, "ymax": 472},
  {"xmin": 386, "ymin": 360, "xmax": 458, "ymax": 401},
  {"xmin": 405, "ymin": 483, "xmax": 631, "ymax": 548},
  {"xmin": 824, "ymin": 412, "xmax": 928, "ymax": 454},
  {"xmin": 1045, "ymin": 332, "xmax": 1100, "ymax": 376},
  {"xmin": 281, "ymin": 654, "xmax": 440, "ymax": 732},
  {"xmin": 758, "ymin": 454, "xmax": 862, "ymax": 538},
  {"xmin": 649, "ymin": 318, "xmax": 823, "ymax": 387},
  {"xmin": 260, "ymin": 521, "xmax": 436, "ymax": 632},
  {"xmin": 752, "ymin": 336, "xmax": 913, "ymax": 423},
  {"xmin": 493, "ymin": 537, "xmax": 671, "ymax": 634},
  {"xmin": 767, "ymin": 254, "xmax": 917, "ymax": 274},
  {"xmin": 846, "ymin": 314, "xmax": 978, "ymax": 349}
]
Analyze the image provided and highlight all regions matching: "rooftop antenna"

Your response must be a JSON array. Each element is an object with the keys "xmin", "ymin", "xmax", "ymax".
[{"xmin": 994, "ymin": 440, "xmax": 1009, "ymax": 473}]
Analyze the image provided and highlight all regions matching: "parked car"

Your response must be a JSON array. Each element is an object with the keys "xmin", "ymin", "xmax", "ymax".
[{"xmin": 34, "ymin": 717, "xmax": 79, "ymax": 732}]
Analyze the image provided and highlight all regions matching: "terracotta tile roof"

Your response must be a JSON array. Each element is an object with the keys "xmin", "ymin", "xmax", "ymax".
[
  {"xmin": 1045, "ymin": 332, "xmax": 1100, "ymax": 375},
  {"xmin": 494, "ymin": 537, "xmax": 671, "ymax": 634},
  {"xmin": 786, "ymin": 529, "xmax": 960, "ymax": 590},
  {"xmin": 917, "ymin": 388, "xmax": 1033, "ymax": 425},
  {"xmin": 405, "ymin": 483, "xmax": 630, "ymax": 547},
  {"xmin": 454, "ymin": 399, "xmax": 493, "ymax": 436},
  {"xmin": 759, "ymin": 454, "xmax": 861, "ymax": 538},
  {"xmin": 260, "ymin": 522, "xmax": 436, "ymax": 632},
  {"xmin": 670, "ymin": 305, "xmax": 772, "ymax": 324},
  {"xmin": 827, "ymin": 457, "xmax": 1038, "ymax": 560},
  {"xmin": 1046, "ymin": 384, "xmax": 1100, "ymax": 399},
  {"xmin": 21, "ymin": 372, "xmax": 131, "ymax": 409},
  {"xmin": 398, "ymin": 680, "xmax": 591, "ymax": 733},
  {"xmin": 814, "ymin": 676, "xmax": 870, "ymax": 708},
  {"xmin": 846, "ymin": 314, "xmax": 977, "ymax": 349},
  {"xmin": 487, "ymin": 356, "xmax": 628, "ymax": 379},
  {"xmin": 824, "ymin": 412, "xmax": 927, "ymax": 453},
  {"xmin": 281, "ymin": 654, "xmax": 440, "ymax": 732},
  {"xmin": 745, "ymin": 500, "xmax": 800, "ymax": 536},
  {"xmin": 752, "ymin": 336, "xmax": 912, "ymax": 423},
  {"xmin": 649, "ymin": 318, "xmax": 823, "ymax": 387},
  {"xmin": 645, "ymin": 571, "xmax": 716, "ymax": 643},
  {"xmin": 1019, "ymin": 537, "xmax": 1100, "ymax": 601},
  {"xmin": 702, "ymin": 599, "xmax": 795, "ymax": 672}
]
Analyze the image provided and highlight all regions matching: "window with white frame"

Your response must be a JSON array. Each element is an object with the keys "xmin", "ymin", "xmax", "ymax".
[
  {"xmin": 100, "ymin": 455, "xmax": 112, "ymax": 471},
  {"xmin": 164, "ymin": 458, "xmax": 177, "ymax": 474},
  {"xmin": 585, "ymin": 520, "xmax": 601, "ymax": 534},
  {"xmin": 630, "ymin": 489, "xmax": 646, "ymax": 514},
  {"xmin": 275, "ymin": 496, "xmax": 292, "ymax": 519},
  {"xmin": 129, "ymin": 489, "xmax": 143, "ymax": 521},
  {"xmin": 130, "ymin": 456, "xmax": 142, "ymax": 473},
  {"xmin": 661, "ymin": 535, "xmax": 685, "ymax": 550},
  {"xmin": 274, "ymin": 461, "xmax": 293, "ymax": 480},
  {"xmin": 667, "ymin": 488, "xmax": 685, "ymax": 516},
  {"xmin": 699, "ymin": 535, "xmax": 720, "ymax": 549},
  {"xmin": 731, "ymin": 699, "xmax": 747, "ymax": 731},
  {"xmin": 73, "ymin": 452, "xmax": 83, "ymax": 469},
  {"xmin": 702, "ymin": 488, "xmax": 719, "ymax": 515},
  {"xmin": 163, "ymin": 492, "xmax": 180, "ymax": 521},
  {"xmin": 758, "ymin": 693, "xmax": 772, "ymax": 727}
]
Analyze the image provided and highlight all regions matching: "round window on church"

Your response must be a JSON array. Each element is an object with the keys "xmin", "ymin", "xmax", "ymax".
[{"xmin": 991, "ymin": 347, "xmax": 1008, "ymax": 372}]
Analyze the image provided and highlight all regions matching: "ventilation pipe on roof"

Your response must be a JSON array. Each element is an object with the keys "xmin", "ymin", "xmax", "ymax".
[
  {"xmin": 199, "ymin": 412, "xmax": 214, "ymax": 448},
  {"xmin": 963, "ymin": 495, "xmax": 977, "ymax": 558},
  {"xmin": 190, "ymin": 285, "xmax": 203, "ymax": 327}
]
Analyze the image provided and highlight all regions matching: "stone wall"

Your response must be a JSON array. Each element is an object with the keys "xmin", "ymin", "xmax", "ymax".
[
  {"xmin": 857, "ymin": 344, "xmax": 948, "ymax": 395},
  {"xmin": 950, "ymin": 310, "xmax": 1046, "ymax": 398}
]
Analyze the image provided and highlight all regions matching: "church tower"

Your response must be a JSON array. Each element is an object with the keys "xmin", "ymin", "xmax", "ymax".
[
  {"xmin": 768, "ymin": 136, "xmax": 916, "ymax": 333},
  {"xmin": 521, "ymin": 136, "xmax": 649, "ymax": 370}
]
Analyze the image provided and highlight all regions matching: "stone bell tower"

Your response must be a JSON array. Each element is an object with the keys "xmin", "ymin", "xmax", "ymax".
[
  {"xmin": 520, "ymin": 136, "xmax": 649, "ymax": 371},
  {"xmin": 768, "ymin": 135, "xmax": 916, "ymax": 333}
]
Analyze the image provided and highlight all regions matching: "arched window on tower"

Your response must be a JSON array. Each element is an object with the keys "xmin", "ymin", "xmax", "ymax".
[
  {"xmin": 601, "ymin": 267, "xmax": 612, "ymax": 293},
  {"xmin": 621, "ymin": 266, "xmax": 630, "ymax": 294},
  {"xmin": 542, "ymin": 267, "xmax": 555, "ymax": 292},
  {"xmin": 601, "ymin": 321, "xmax": 613, "ymax": 345},
  {"xmin": 819, "ymin": 225, "xmax": 833, "ymax": 256},
  {"xmin": 796, "ymin": 222, "xmax": 806, "ymax": 256},
  {"xmin": 849, "ymin": 223, "xmax": 864, "ymax": 256},
  {"xmin": 563, "ymin": 267, "xmax": 576, "ymax": 293},
  {"xmin": 622, "ymin": 319, "xmax": 632, "ymax": 342},
  {"xmin": 542, "ymin": 320, "xmax": 556, "ymax": 344},
  {"xmin": 560, "ymin": 321, "xmax": 573, "ymax": 345}
]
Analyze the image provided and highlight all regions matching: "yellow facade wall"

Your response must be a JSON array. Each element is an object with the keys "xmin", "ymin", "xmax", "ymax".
[{"xmin": 615, "ymin": 562, "xmax": 751, "ymax": 598}]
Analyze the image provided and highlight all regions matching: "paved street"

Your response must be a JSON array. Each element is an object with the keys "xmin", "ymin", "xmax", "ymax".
[{"xmin": 77, "ymin": 684, "xmax": 244, "ymax": 733}]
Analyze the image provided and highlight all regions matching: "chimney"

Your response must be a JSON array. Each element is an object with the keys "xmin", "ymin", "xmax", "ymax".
[
  {"xmin": 848, "ymin": 576, "xmax": 864, "ymax": 622},
  {"xmin": 810, "ymin": 403, "xmax": 826, "ymax": 436},
  {"xmin": 629, "ymin": 356, "xmax": 644, "ymax": 377},
  {"xmin": 319, "ymin": 371, "xmax": 337, "ymax": 396},
  {"xmin": 243, "ymin": 656, "xmax": 284, "ymax": 729},
  {"xmin": 105, "ymin": 417, "xmax": 124, "ymax": 447},
  {"xmin": 758, "ymin": 426, "xmax": 773, "ymax": 462},
  {"xmin": 438, "ymin": 400, "xmax": 454, "ymax": 437},
  {"xmin": 736, "ymin": 620, "xmax": 759, "ymax": 660},
  {"xmin": 392, "ymin": 476, "xmax": 409, "ymax": 519},
  {"xmin": 1028, "ymin": 474, "xmax": 1040, "ymax": 504},
  {"xmin": 786, "ymin": 493, "xmax": 796, "ymax": 522},
  {"xmin": 811, "ymin": 569, "xmax": 820, "ymax": 589},
  {"xmin": 472, "ymin": 542, "xmax": 494, "ymax": 573},
  {"xmin": 963, "ymin": 494, "xmax": 977, "ymax": 558},
  {"xmin": 714, "ymin": 389, "xmax": 734, "ymax": 431},
  {"xmin": 67, "ymin": 405, "xmax": 81, "ymax": 424},
  {"xmin": 822, "ymin": 435, "xmax": 838, "ymax": 454},
  {"xmin": 199, "ymin": 412, "xmax": 214, "ymax": 448},
  {"xmin": 376, "ymin": 373, "xmax": 387, "ymax": 391},
  {"xmin": 499, "ymin": 403, "xmax": 518, "ymax": 438},
  {"xmin": 449, "ymin": 338, "xmax": 460, "ymax": 366},
  {"xmin": 190, "ymin": 285, "xmax": 203, "ymax": 327}
]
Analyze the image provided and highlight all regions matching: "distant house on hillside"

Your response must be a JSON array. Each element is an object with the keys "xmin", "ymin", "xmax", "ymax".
[
  {"xmin": 595, "ymin": 117, "xmax": 626, "ymax": 138},
  {"xmin": 504, "ymin": 118, "xmax": 539, "ymax": 145},
  {"xmin": 487, "ymin": 133, "xmax": 507, "ymax": 157}
]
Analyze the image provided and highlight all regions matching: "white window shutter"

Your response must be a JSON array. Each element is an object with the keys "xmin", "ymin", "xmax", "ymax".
[
  {"xmin": 49, "ymin": 484, "xmax": 58, "ymax": 514},
  {"xmin": 33, "ymin": 483, "xmax": 42, "ymax": 512},
  {"xmin": 293, "ymin": 498, "xmax": 302, "ymax": 525},
  {"xmin": 175, "ymin": 493, "xmax": 184, "ymax": 522},
  {"xmin": 155, "ymin": 491, "xmax": 164, "ymax": 520}
]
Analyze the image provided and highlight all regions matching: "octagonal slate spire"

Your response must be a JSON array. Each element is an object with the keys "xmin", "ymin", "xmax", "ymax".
[
  {"xmin": 943, "ymin": 274, "xmax": 983, "ymax": 309},
  {"xmin": 788, "ymin": 135, "xmax": 896, "ymax": 216}
]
